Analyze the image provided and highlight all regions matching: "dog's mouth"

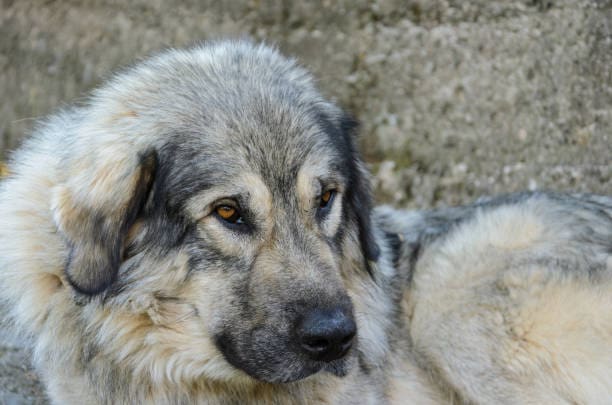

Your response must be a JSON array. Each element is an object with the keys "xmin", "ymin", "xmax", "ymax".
[
  {"xmin": 252, "ymin": 350, "xmax": 354, "ymax": 384},
  {"xmin": 214, "ymin": 331, "xmax": 356, "ymax": 384}
]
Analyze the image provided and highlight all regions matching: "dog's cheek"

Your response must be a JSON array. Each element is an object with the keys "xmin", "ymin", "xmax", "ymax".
[{"xmin": 188, "ymin": 270, "xmax": 247, "ymax": 334}]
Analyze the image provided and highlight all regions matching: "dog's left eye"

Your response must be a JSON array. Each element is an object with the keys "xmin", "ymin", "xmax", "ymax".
[{"xmin": 319, "ymin": 190, "xmax": 336, "ymax": 209}]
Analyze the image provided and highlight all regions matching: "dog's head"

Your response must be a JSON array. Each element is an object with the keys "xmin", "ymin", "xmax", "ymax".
[{"xmin": 51, "ymin": 41, "xmax": 382, "ymax": 384}]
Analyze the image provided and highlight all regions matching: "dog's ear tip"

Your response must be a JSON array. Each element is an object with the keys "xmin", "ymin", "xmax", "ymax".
[
  {"xmin": 65, "ymin": 273, "xmax": 113, "ymax": 296},
  {"xmin": 64, "ymin": 246, "xmax": 118, "ymax": 295},
  {"xmin": 65, "ymin": 271, "xmax": 112, "ymax": 296}
]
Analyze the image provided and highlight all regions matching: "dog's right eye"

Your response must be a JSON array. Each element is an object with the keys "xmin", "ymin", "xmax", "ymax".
[
  {"xmin": 319, "ymin": 189, "xmax": 336, "ymax": 210},
  {"xmin": 215, "ymin": 205, "xmax": 244, "ymax": 225}
]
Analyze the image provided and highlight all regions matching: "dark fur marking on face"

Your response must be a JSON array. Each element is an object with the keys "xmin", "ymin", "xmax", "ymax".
[
  {"xmin": 138, "ymin": 141, "xmax": 217, "ymax": 251},
  {"xmin": 383, "ymin": 232, "xmax": 402, "ymax": 270},
  {"xmin": 315, "ymin": 111, "xmax": 380, "ymax": 272},
  {"xmin": 153, "ymin": 139, "xmax": 219, "ymax": 213},
  {"xmin": 214, "ymin": 331, "xmax": 308, "ymax": 383},
  {"xmin": 358, "ymin": 354, "xmax": 372, "ymax": 376},
  {"xmin": 398, "ymin": 241, "xmax": 421, "ymax": 287},
  {"xmin": 329, "ymin": 226, "xmax": 346, "ymax": 259}
]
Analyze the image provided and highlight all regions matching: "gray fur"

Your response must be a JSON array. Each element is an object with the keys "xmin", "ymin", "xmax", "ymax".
[{"xmin": 0, "ymin": 40, "xmax": 610, "ymax": 404}]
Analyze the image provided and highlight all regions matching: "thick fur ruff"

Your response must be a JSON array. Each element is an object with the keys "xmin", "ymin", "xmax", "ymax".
[{"xmin": 0, "ymin": 41, "xmax": 610, "ymax": 404}]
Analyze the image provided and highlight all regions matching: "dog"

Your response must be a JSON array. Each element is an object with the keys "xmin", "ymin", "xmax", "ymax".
[{"xmin": 0, "ymin": 40, "xmax": 610, "ymax": 404}]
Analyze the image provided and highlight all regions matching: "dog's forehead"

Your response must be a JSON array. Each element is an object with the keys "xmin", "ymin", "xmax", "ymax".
[
  {"xmin": 136, "ymin": 45, "xmax": 351, "ymax": 197},
  {"xmin": 213, "ymin": 105, "xmax": 341, "ymax": 174},
  {"xmin": 97, "ymin": 42, "xmax": 353, "ymax": 205},
  {"xmin": 165, "ymin": 114, "xmax": 345, "ymax": 200}
]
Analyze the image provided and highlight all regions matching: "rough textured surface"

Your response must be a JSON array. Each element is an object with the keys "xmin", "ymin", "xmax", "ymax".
[
  {"xmin": 1, "ymin": 1, "xmax": 611, "ymax": 402},
  {"xmin": 0, "ymin": 314, "xmax": 45, "ymax": 404}
]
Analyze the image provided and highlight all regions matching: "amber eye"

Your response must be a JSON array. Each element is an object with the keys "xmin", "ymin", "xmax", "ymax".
[
  {"xmin": 319, "ymin": 190, "xmax": 335, "ymax": 208},
  {"xmin": 215, "ymin": 205, "xmax": 243, "ymax": 224}
]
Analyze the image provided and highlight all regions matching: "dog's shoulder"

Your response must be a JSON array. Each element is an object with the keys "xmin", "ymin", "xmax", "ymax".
[{"xmin": 377, "ymin": 192, "xmax": 612, "ymax": 403}]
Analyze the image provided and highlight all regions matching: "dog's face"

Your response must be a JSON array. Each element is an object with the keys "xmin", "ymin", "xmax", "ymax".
[
  {"xmin": 51, "ymin": 42, "xmax": 380, "ymax": 384},
  {"xmin": 164, "ymin": 116, "xmax": 360, "ymax": 383}
]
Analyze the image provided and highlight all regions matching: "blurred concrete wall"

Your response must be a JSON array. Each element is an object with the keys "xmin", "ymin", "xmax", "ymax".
[{"xmin": 1, "ymin": 0, "xmax": 611, "ymax": 208}]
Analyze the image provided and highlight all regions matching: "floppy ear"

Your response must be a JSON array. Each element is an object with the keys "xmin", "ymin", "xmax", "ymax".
[
  {"xmin": 52, "ymin": 150, "xmax": 157, "ymax": 295},
  {"xmin": 340, "ymin": 114, "xmax": 381, "ymax": 264},
  {"xmin": 350, "ymin": 159, "xmax": 381, "ymax": 263}
]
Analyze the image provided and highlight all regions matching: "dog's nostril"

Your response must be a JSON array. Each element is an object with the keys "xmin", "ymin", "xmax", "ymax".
[
  {"xmin": 297, "ymin": 308, "xmax": 356, "ymax": 362},
  {"xmin": 303, "ymin": 337, "xmax": 331, "ymax": 352}
]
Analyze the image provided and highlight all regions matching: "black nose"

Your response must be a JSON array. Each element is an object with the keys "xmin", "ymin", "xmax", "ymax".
[{"xmin": 297, "ymin": 308, "xmax": 356, "ymax": 362}]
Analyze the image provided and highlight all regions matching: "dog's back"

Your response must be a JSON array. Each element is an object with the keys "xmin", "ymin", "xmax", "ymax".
[{"xmin": 377, "ymin": 191, "xmax": 612, "ymax": 404}]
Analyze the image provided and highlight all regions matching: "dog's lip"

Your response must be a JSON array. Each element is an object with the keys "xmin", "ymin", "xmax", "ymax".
[
  {"xmin": 271, "ymin": 357, "xmax": 350, "ymax": 384},
  {"xmin": 280, "ymin": 351, "xmax": 353, "ymax": 383},
  {"xmin": 274, "ymin": 365, "xmax": 322, "ymax": 384},
  {"xmin": 321, "ymin": 356, "xmax": 351, "ymax": 377},
  {"xmin": 246, "ymin": 351, "xmax": 353, "ymax": 384}
]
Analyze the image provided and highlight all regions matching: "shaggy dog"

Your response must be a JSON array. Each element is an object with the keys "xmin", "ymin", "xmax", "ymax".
[{"xmin": 0, "ymin": 41, "xmax": 610, "ymax": 404}]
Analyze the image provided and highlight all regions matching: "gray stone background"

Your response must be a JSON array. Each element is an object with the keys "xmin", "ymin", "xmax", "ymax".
[{"xmin": 1, "ymin": 0, "xmax": 611, "ymax": 402}]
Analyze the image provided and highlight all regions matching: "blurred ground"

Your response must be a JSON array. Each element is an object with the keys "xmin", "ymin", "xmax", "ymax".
[
  {"xmin": 0, "ymin": 321, "xmax": 45, "ymax": 405},
  {"xmin": 1, "ymin": 0, "xmax": 611, "ymax": 402}
]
